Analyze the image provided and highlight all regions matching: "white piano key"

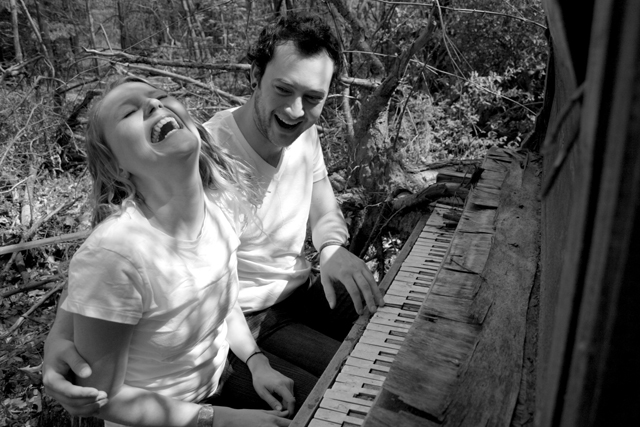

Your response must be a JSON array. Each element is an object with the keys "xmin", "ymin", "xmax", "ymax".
[
  {"xmin": 353, "ymin": 342, "xmax": 399, "ymax": 359},
  {"xmin": 341, "ymin": 365, "xmax": 388, "ymax": 381},
  {"xmin": 309, "ymin": 418, "xmax": 341, "ymax": 427},
  {"xmin": 345, "ymin": 357, "xmax": 391, "ymax": 373},
  {"xmin": 376, "ymin": 305, "xmax": 417, "ymax": 319},
  {"xmin": 324, "ymin": 389, "xmax": 376, "ymax": 407},
  {"xmin": 349, "ymin": 346, "xmax": 396, "ymax": 364},
  {"xmin": 366, "ymin": 322, "xmax": 409, "ymax": 337},
  {"xmin": 361, "ymin": 331, "xmax": 404, "ymax": 350},
  {"xmin": 314, "ymin": 407, "xmax": 364, "ymax": 426},
  {"xmin": 369, "ymin": 314, "xmax": 413, "ymax": 329},
  {"xmin": 335, "ymin": 371, "xmax": 385, "ymax": 388}
]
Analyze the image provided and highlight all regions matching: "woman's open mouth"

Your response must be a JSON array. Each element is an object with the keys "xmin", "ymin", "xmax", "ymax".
[{"xmin": 151, "ymin": 117, "xmax": 182, "ymax": 144}]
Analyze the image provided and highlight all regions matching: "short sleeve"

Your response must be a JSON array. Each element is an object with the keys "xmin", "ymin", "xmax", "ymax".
[
  {"xmin": 62, "ymin": 246, "xmax": 145, "ymax": 325},
  {"xmin": 309, "ymin": 125, "xmax": 328, "ymax": 183}
]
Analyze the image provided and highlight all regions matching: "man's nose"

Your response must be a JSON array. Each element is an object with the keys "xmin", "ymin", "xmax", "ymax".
[{"xmin": 286, "ymin": 96, "xmax": 304, "ymax": 119}]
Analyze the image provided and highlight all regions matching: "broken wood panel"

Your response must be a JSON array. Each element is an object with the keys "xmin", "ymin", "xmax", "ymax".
[
  {"xmin": 370, "ymin": 318, "xmax": 481, "ymax": 420},
  {"xmin": 444, "ymin": 233, "xmax": 493, "ymax": 274},
  {"xmin": 428, "ymin": 268, "xmax": 478, "ymax": 300},
  {"xmin": 456, "ymin": 206, "xmax": 497, "ymax": 234}
]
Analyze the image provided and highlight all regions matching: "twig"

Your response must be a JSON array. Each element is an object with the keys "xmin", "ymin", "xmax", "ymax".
[
  {"xmin": 1, "ymin": 197, "xmax": 82, "ymax": 277},
  {"xmin": 0, "ymin": 281, "xmax": 65, "ymax": 340},
  {"xmin": 0, "ymin": 231, "xmax": 89, "ymax": 257},
  {"xmin": 0, "ymin": 101, "xmax": 39, "ymax": 168},
  {"xmin": 83, "ymin": 48, "xmax": 251, "ymax": 72},
  {"xmin": 370, "ymin": 0, "xmax": 547, "ymax": 30},
  {"xmin": 0, "ymin": 275, "xmax": 62, "ymax": 299},
  {"xmin": 112, "ymin": 63, "xmax": 247, "ymax": 104}
]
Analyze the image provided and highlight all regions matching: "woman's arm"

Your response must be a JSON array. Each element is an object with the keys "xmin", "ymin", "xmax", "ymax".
[
  {"xmin": 73, "ymin": 314, "xmax": 201, "ymax": 426},
  {"xmin": 224, "ymin": 303, "xmax": 296, "ymax": 415},
  {"xmin": 43, "ymin": 291, "xmax": 107, "ymax": 416}
]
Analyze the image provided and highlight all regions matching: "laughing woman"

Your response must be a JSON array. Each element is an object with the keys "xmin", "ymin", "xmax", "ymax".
[{"xmin": 50, "ymin": 77, "xmax": 292, "ymax": 427}]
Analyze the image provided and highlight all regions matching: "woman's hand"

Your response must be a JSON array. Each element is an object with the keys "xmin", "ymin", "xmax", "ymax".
[
  {"xmin": 247, "ymin": 353, "xmax": 296, "ymax": 416},
  {"xmin": 214, "ymin": 407, "xmax": 291, "ymax": 427}
]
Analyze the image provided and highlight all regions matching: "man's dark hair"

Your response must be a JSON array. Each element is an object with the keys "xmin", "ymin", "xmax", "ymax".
[{"xmin": 247, "ymin": 12, "xmax": 343, "ymax": 85}]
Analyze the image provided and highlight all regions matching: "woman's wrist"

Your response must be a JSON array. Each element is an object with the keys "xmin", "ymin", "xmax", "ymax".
[
  {"xmin": 245, "ymin": 349, "xmax": 269, "ymax": 373},
  {"xmin": 196, "ymin": 404, "xmax": 214, "ymax": 427}
]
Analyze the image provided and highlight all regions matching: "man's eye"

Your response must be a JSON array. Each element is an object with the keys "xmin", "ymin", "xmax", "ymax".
[
  {"xmin": 276, "ymin": 86, "xmax": 291, "ymax": 94},
  {"xmin": 123, "ymin": 109, "xmax": 136, "ymax": 118}
]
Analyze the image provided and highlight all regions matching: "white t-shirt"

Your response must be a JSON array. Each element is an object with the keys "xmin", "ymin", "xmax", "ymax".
[
  {"xmin": 62, "ymin": 192, "xmax": 240, "ymax": 420},
  {"xmin": 204, "ymin": 109, "xmax": 328, "ymax": 313}
]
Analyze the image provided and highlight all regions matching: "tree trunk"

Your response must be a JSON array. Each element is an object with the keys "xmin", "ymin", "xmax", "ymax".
[
  {"xmin": 17, "ymin": 0, "xmax": 53, "ymax": 75},
  {"xmin": 10, "ymin": 0, "xmax": 23, "ymax": 63},
  {"xmin": 186, "ymin": 0, "xmax": 210, "ymax": 60},
  {"xmin": 181, "ymin": 0, "xmax": 201, "ymax": 61},
  {"xmin": 117, "ymin": 0, "xmax": 128, "ymax": 50},
  {"xmin": 85, "ymin": 0, "xmax": 100, "ymax": 75}
]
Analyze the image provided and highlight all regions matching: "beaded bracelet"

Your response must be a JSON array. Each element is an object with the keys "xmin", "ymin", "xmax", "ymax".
[
  {"xmin": 245, "ymin": 350, "xmax": 265, "ymax": 365},
  {"xmin": 196, "ymin": 404, "xmax": 214, "ymax": 427}
]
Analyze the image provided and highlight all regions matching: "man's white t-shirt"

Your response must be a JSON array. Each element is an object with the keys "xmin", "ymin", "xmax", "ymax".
[
  {"xmin": 62, "ymin": 192, "xmax": 240, "ymax": 426},
  {"xmin": 204, "ymin": 109, "xmax": 328, "ymax": 313}
]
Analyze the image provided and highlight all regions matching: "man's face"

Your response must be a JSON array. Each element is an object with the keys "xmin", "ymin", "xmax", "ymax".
[{"xmin": 251, "ymin": 42, "xmax": 335, "ymax": 150}]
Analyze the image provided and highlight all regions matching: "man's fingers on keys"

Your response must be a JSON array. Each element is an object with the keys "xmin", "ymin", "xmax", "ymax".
[
  {"xmin": 343, "ymin": 277, "xmax": 364, "ymax": 315},
  {"xmin": 361, "ymin": 266, "xmax": 384, "ymax": 306},
  {"xmin": 321, "ymin": 277, "xmax": 338, "ymax": 309},
  {"xmin": 355, "ymin": 272, "xmax": 378, "ymax": 313}
]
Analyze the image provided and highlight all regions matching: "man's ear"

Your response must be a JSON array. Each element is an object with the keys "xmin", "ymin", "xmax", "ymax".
[{"xmin": 250, "ymin": 64, "xmax": 262, "ymax": 89}]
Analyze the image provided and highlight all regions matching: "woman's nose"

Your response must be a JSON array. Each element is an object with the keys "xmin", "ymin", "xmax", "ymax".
[{"xmin": 144, "ymin": 98, "xmax": 164, "ymax": 118}]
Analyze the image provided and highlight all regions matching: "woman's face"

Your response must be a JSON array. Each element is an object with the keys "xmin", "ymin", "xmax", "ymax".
[{"xmin": 98, "ymin": 82, "xmax": 200, "ymax": 180}]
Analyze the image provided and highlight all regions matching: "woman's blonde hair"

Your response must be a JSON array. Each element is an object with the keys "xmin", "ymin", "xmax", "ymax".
[{"xmin": 85, "ymin": 76, "xmax": 258, "ymax": 227}]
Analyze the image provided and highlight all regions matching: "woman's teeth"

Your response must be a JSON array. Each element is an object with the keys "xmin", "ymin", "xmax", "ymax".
[{"xmin": 152, "ymin": 117, "xmax": 181, "ymax": 144}]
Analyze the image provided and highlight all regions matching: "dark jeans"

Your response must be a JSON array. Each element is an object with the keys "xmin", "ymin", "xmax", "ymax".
[{"xmin": 208, "ymin": 273, "xmax": 358, "ymax": 411}]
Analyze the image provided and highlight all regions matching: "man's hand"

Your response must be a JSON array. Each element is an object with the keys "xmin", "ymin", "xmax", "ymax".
[
  {"xmin": 248, "ymin": 353, "xmax": 296, "ymax": 417},
  {"xmin": 43, "ymin": 334, "xmax": 108, "ymax": 416},
  {"xmin": 319, "ymin": 245, "xmax": 384, "ymax": 315}
]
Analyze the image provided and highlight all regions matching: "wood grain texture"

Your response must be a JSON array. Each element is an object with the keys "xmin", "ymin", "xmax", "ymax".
[{"xmin": 364, "ymin": 147, "xmax": 541, "ymax": 427}]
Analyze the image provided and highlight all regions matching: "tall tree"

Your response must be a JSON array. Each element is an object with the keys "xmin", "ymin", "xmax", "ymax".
[
  {"xmin": 10, "ymin": 0, "xmax": 23, "ymax": 62},
  {"xmin": 84, "ymin": 0, "xmax": 99, "ymax": 74}
]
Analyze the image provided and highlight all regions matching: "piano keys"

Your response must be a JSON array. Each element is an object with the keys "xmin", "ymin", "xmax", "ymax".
[
  {"xmin": 298, "ymin": 203, "xmax": 459, "ymax": 427},
  {"xmin": 293, "ymin": 146, "xmax": 541, "ymax": 427}
]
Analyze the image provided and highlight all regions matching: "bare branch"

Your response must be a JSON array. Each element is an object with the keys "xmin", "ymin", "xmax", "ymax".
[
  {"xmin": 0, "ymin": 231, "xmax": 90, "ymax": 257},
  {"xmin": 326, "ymin": 0, "xmax": 386, "ymax": 76},
  {"xmin": 83, "ymin": 48, "xmax": 251, "ymax": 72},
  {"xmin": 0, "ymin": 281, "xmax": 65, "ymax": 339},
  {"xmin": 0, "ymin": 275, "xmax": 62, "ymax": 299},
  {"xmin": 111, "ymin": 63, "xmax": 247, "ymax": 105},
  {"xmin": 369, "ymin": 0, "xmax": 546, "ymax": 30}
]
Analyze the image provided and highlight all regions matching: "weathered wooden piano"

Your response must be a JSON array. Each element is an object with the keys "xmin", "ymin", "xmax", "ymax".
[
  {"xmin": 292, "ymin": 146, "xmax": 541, "ymax": 427},
  {"xmin": 292, "ymin": 0, "xmax": 640, "ymax": 425}
]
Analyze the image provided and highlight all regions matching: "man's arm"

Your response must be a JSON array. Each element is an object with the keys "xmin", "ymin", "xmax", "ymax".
[
  {"xmin": 43, "ymin": 290, "xmax": 108, "ymax": 416},
  {"xmin": 308, "ymin": 176, "xmax": 384, "ymax": 315}
]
